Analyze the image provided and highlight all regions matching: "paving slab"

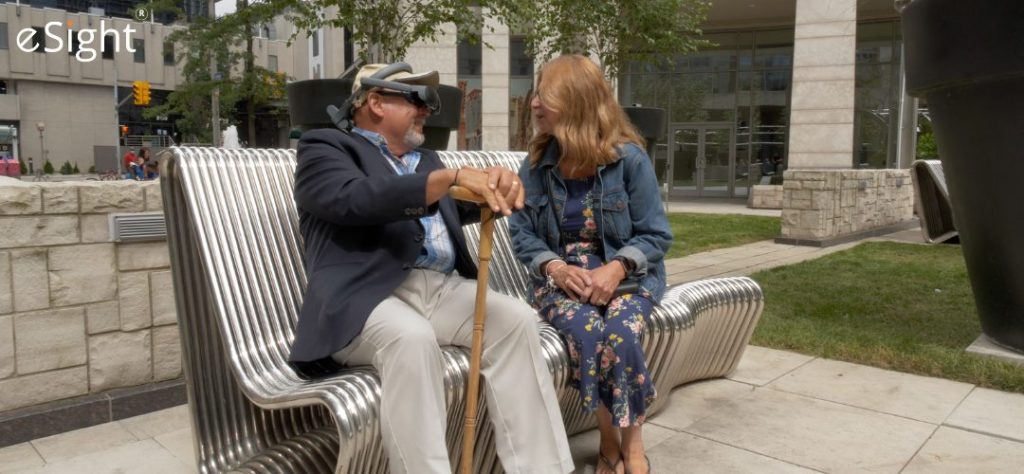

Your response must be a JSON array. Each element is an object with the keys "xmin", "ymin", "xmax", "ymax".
[
  {"xmin": 683, "ymin": 388, "xmax": 936, "ymax": 473},
  {"xmin": 120, "ymin": 404, "xmax": 192, "ymax": 440},
  {"xmin": 568, "ymin": 423, "xmax": 676, "ymax": 474},
  {"xmin": 0, "ymin": 443, "xmax": 45, "ymax": 473},
  {"xmin": 902, "ymin": 426, "xmax": 1024, "ymax": 473},
  {"xmin": 648, "ymin": 379, "xmax": 756, "ymax": 431},
  {"xmin": 647, "ymin": 432, "xmax": 819, "ymax": 474},
  {"xmin": 153, "ymin": 428, "xmax": 197, "ymax": 470},
  {"xmin": 21, "ymin": 439, "xmax": 192, "ymax": 474},
  {"xmin": 29, "ymin": 420, "xmax": 138, "ymax": 463},
  {"xmin": 768, "ymin": 358, "xmax": 975, "ymax": 424},
  {"xmin": 945, "ymin": 387, "xmax": 1024, "ymax": 442},
  {"xmin": 727, "ymin": 345, "xmax": 815, "ymax": 386}
]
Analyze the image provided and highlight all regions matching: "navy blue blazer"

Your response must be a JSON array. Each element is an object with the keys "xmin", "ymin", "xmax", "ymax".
[{"xmin": 289, "ymin": 128, "xmax": 479, "ymax": 373}]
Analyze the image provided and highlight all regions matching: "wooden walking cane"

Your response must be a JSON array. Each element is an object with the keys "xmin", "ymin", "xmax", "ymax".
[{"xmin": 449, "ymin": 185, "xmax": 497, "ymax": 474}]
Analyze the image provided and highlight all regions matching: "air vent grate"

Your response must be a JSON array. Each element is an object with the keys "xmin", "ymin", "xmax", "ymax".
[{"xmin": 110, "ymin": 212, "xmax": 167, "ymax": 242}]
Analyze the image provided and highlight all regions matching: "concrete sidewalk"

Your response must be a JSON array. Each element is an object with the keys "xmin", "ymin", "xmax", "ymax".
[{"xmin": 2, "ymin": 344, "xmax": 1021, "ymax": 473}]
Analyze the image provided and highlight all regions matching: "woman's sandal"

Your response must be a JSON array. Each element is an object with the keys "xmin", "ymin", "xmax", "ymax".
[
  {"xmin": 624, "ymin": 454, "xmax": 651, "ymax": 474},
  {"xmin": 598, "ymin": 453, "xmax": 624, "ymax": 474}
]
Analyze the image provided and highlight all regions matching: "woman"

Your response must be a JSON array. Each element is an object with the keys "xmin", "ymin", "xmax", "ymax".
[{"xmin": 509, "ymin": 55, "xmax": 672, "ymax": 474}]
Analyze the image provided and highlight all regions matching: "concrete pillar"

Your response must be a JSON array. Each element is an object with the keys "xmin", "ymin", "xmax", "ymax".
[
  {"xmin": 405, "ymin": 24, "xmax": 459, "ymax": 150},
  {"xmin": 787, "ymin": 0, "xmax": 857, "ymax": 169},
  {"xmin": 481, "ymin": 11, "xmax": 510, "ymax": 151}
]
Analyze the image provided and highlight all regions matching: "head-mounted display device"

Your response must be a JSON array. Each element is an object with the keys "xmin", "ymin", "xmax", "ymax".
[{"xmin": 327, "ymin": 62, "xmax": 441, "ymax": 131}]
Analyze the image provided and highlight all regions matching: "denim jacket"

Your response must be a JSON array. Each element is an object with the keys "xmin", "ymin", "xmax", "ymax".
[{"xmin": 508, "ymin": 140, "xmax": 674, "ymax": 302}]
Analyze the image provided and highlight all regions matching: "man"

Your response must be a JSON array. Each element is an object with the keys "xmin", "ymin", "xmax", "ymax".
[
  {"xmin": 122, "ymin": 148, "xmax": 138, "ymax": 179},
  {"xmin": 289, "ymin": 62, "xmax": 574, "ymax": 474}
]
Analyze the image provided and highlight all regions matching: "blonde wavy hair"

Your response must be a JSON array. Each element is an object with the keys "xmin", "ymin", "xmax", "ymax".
[{"xmin": 528, "ymin": 55, "xmax": 645, "ymax": 170}]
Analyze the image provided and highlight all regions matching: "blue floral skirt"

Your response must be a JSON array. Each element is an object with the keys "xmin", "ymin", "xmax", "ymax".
[{"xmin": 534, "ymin": 249, "xmax": 657, "ymax": 427}]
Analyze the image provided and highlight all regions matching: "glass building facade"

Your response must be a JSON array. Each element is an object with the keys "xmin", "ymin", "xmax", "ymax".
[{"xmin": 619, "ymin": 20, "xmax": 904, "ymax": 198}]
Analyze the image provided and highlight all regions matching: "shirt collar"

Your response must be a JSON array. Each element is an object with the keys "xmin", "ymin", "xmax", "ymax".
[{"xmin": 351, "ymin": 127, "xmax": 395, "ymax": 157}]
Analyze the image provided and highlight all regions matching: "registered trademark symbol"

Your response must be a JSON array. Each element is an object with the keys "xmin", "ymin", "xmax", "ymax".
[{"xmin": 134, "ymin": 7, "xmax": 151, "ymax": 22}]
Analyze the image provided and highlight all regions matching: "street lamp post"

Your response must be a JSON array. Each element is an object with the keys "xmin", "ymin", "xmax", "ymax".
[
  {"xmin": 36, "ymin": 121, "xmax": 45, "ymax": 167},
  {"xmin": 35, "ymin": 122, "xmax": 45, "ymax": 181}
]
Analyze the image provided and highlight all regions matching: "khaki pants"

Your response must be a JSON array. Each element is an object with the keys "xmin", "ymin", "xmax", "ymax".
[{"xmin": 332, "ymin": 269, "xmax": 574, "ymax": 474}]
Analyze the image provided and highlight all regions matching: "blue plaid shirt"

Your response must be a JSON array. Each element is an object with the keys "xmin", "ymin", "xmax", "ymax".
[{"xmin": 352, "ymin": 128, "xmax": 456, "ymax": 274}]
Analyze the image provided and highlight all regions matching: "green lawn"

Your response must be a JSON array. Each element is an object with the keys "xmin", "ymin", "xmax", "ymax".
[
  {"xmin": 750, "ymin": 241, "xmax": 1024, "ymax": 393},
  {"xmin": 666, "ymin": 212, "xmax": 781, "ymax": 259}
]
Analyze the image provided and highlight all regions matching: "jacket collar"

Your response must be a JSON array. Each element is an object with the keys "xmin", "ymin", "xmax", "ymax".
[{"xmin": 538, "ymin": 138, "xmax": 561, "ymax": 169}]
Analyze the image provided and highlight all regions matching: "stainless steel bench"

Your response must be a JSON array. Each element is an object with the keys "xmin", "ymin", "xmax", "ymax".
[
  {"xmin": 911, "ymin": 159, "xmax": 958, "ymax": 243},
  {"xmin": 161, "ymin": 147, "xmax": 764, "ymax": 473}
]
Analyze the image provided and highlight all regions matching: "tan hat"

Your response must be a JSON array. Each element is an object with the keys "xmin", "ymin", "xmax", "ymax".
[{"xmin": 350, "ymin": 63, "xmax": 439, "ymax": 108}]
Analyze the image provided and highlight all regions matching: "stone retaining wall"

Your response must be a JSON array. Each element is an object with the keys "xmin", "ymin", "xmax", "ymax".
[
  {"xmin": 0, "ymin": 179, "xmax": 180, "ymax": 413},
  {"xmin": 748, "ymin": 185, "xmax": 784, "ymax": 209},
  {"xmin": 780, "ymin": 169, "xmax": 914, "ymax": 242}
]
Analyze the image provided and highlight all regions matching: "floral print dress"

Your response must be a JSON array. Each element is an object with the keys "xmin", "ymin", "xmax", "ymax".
[{"xmin": 534, "ymin": 176, "xmax": 657, "ymax": 427}]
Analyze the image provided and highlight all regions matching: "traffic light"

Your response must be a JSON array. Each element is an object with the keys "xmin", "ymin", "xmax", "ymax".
[
  {"xmin": 120, "ymin": 125, "xmax": 128, "ymax": 136},
  {"xmin": 132, "ymin": 80, "xmax": 151, "ymax": 106}
]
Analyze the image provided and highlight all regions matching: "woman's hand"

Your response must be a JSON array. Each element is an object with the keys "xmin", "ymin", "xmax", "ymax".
[
  {"xmin": 550, "ymin": 263, "xmax": 593, "ymax": 302},
  {"xmin": 483, "ymin": 166, "xmax": 525, "ymax": 212},
  {"xmin": 586, "ymin": 261, "xmax": 627, "ymax": 306},
  {"xmin": 452, "ymin": 167, "xmax": 524, "ymax": 216}
]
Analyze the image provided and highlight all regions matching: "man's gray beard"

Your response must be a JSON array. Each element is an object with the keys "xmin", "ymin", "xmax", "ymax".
[{"xmin": 403, "ymin": 123, "xmax": 426, "ymax": 149}]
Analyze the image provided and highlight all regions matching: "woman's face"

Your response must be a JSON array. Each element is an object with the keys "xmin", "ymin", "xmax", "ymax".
[{"xmin": 530, "ymin": 81, "xmax": 560, "ymax": 135}]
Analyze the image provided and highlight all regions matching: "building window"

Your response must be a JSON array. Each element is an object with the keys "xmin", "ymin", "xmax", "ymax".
[
  {"xmin": 457, "ymin": 36, "xmax": 482, "ymax": 151},
  {"xmin": 854, "ymin": 21, "xmax": 903, "ymax": 169},
  {"xmin": 0, "ymin": 23, "xmax": 8, "ymax": 50},
  {"xmin": 30, "ymin": 27, "xmax": 45, "ymax": 52},
  {"xmin": 103, "ymin": 34, "xmax": 115, "ymax": 59},
  {"xmin": 68, "ymin": 32, "xmax": 80, "ymax": 57},
  {"xmin": 268, "ymin": 55, "xmax": 278, "ymax": 72},
  {"xmin": 344, "ymin": 28, "xmax": 354, "ymax": 71},
  {"xmin": 509, "ymin": 37, "xmax": 534, "ymax": 150},
  {"xmin": 311, "ymin": 30, "xmax": 319, "ymax": 57},
  {"xmin": 133, "ymin": 38, "xmax": 145, "ymax": 63},
  {"xmin": 163, "ymin": 41, "xmax": 175, "ymax": 65}
]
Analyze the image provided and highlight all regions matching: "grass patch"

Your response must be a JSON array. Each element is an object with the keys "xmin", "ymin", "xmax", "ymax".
[
  {"xmin": 751, "ymin": 241, "xmax": 1024, "ymax": 393},
  {"xmin": 666, "ymin": 213, "xmax": 780, "ymax": 259}
]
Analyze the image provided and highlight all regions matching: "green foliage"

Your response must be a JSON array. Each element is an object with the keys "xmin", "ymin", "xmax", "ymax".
[
  {"xmin": 43, "ymin": 160, "xmax": 54, "ymax": 174},
  {"xmin": 59, "ymin": 161, "xmax": 73, "ymax": 175},
  {"xmin": 72, "ymin": 163, "xmax": 80, "ymax": 174},
  {"xmin": 751, "ymin": 241, "xmax": 1024, "ymax": 393},
  {"xmin": 19, "ymin": 159, "xmax": 26, "ymax": 174},
  {"xmin": 144, "ymin": 1, "xmax": 288, "ymax": 143},
  {"xmin": 916, "ymin": 119, "xmax": 939, "ymax": 159},
  {"xmin": 495, "ymin": 0, "xmax": 712, "ymax": 78},
  {"xmin": 88, "ymin": 165, "xmax": 96, "ymax": 174},
  {"xmin": 665, "ymin": 213, "xmax": 780, "ymax": 259},
  {"xmin": 281, "ymin": 0, "xmax": 490, "ymax": 64}
]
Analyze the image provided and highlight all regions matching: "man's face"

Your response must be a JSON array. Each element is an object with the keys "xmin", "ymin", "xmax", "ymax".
[{"xmin": 372, "ymin": 89, "xmax": 430, "ymax": 151}]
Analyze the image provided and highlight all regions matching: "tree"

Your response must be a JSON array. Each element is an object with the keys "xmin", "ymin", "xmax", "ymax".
[
  {"xmin": 496, "ymin": 0, "xmax": 711, "ymax": 79},
  {"xmin": 282, "ymin": 0, "xmax": 491, "ymax": 64},
  {"xmin": 43, "ymin": 160, "xmax": 54, "ymax": 175},
  {"xmin": 144, "ymin": 1, "xmax": 287, "ymax": 144}
]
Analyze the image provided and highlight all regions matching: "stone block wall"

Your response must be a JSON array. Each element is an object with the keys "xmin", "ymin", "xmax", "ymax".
[
  {"xmin": 0, "ymin": 179, "xmax": 180, "ymax": 413},
  {"xmin": 748, "ymin": 185, "xmax": 784, "ymax": 209},
  {"xmin": 780, "ymin": 169, "xmax": 914, "ymax": 241}
]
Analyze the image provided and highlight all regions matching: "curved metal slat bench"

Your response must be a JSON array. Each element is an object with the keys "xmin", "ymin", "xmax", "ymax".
[{"xmin": 161, "ymin": 147, "xmax": 764, "ymax": 473}]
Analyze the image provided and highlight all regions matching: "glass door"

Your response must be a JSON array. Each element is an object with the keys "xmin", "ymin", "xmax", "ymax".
[{"xmin": 668, "ymin": 123, "xmax": 736, "ymax": 197}]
